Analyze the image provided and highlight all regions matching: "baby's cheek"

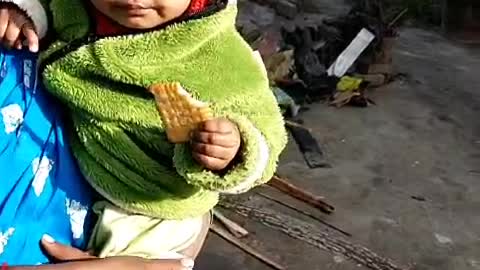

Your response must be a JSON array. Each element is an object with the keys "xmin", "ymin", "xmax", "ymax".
[{"xmin": 156, "ymin": 0, "xmax": 192, "ymax": 15}]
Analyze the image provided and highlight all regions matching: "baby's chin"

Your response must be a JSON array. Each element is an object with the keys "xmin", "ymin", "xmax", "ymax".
[{"xmin": 115, "ymin": 14, "xmax": 168, "ymax": 30}]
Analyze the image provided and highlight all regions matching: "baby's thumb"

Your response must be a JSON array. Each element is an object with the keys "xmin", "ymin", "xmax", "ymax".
[
  {"xmin": 22, "ymin": 23, "xmax": 38, "ymax": 52},
  {"xmin": 41, "ymin": 234, "xmax": 95, "ymax": 262}
]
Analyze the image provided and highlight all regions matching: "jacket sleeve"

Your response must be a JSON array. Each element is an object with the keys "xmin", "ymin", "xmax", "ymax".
[
  {"xmin": 1, "ymin": 0, "xmax": 49, "ymax": 39},
  {"xmin": 173, "ymin": 51, "xmax": 288, "ymax": 195}
]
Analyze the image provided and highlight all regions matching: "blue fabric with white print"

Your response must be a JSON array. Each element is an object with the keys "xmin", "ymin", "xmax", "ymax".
[{"xmin": 0, "ymin": 48, "xmax": 94, "ymax": 265}]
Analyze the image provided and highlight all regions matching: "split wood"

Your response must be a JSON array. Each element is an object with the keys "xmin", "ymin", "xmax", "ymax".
[
  {"xmin": 256, "ymin": 191, "xmax": 351, "ymax": 237},
  {"xmin": 213, "ymin": 209, "xmax": 249, "ymax": 238},
  {"xmin": 269, "ymin": 175, "xmax": 335, "ymax": 214},
  {"xmin": 211, "ymin": 222, "xmax": 285, "ymax": 270},
  {"xmin": 219, "ymin": 201, "xmax": 409, "ymax": 270}
]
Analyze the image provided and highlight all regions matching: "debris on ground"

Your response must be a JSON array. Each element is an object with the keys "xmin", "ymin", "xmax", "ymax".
[
  {"xmin": 332, "ymin": 89, "xmax": 375, "ymax": 108},
  {"xmin": 410, "ymin": 195, "xmax": 427, "ymax": 202},
  {"xmin": 330, "ymin": 75, "xmax": 375, "ymax": 108},
  {"xmin": 327, "ymin": 28, "xmax": 376, "ymax": 77},
  {"xmin": 247, "ymin": 0, "xmax": 403, "ymax": 112},
  {"xmin": 264, "ymin": 50, "xmax": 294, "ymax": 82},
  {"xmin": 281, "ymin": 25, "xmax": 338, "ymax": 99},
  {"xmin": 251, "ymin": 1, "xmax": 403, "ymax": 171},
  {"xmin": 272, "ymin": 87, "xmax": 300, "ymax": 117},
  {"xmin": 287, "ymin": 121, "xmax": 332, "ymax": 169},
  {"xmin": 336, "ymin": 76, "xmax": 364, "ymax": 92}
]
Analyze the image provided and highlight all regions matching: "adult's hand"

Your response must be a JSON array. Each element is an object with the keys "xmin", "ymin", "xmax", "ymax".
[
  {"xmin": 0, "ymin": 4, "xmax": 39, "ymax": 52},
  {"xmin": 40, "ymin": 234, "xmax": 95, "ymax": 261},
  {"xmin": 10, "ymin": 235, "xmax": 194, "ymax": 270}
]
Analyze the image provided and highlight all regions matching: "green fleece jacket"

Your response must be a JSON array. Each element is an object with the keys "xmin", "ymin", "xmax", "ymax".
[{"xmin": 12, "ymin": 0, "xmax": 287, "ymax": 219}]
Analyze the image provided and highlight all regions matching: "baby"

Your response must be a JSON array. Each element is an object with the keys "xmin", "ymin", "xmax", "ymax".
[{"xmin": 0, "ymin": 0, "xmax": 287, "ymax": 266}]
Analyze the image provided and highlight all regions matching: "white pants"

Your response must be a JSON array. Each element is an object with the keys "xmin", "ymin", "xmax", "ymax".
[{"xmin": 88, "ymin": 201, "xmax": 208, "ymax": 259}]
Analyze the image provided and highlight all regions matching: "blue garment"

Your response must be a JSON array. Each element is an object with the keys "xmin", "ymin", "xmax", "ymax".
[{"xmin": 0, "ymin": 49, "xmax": 94, "ymax": 265}]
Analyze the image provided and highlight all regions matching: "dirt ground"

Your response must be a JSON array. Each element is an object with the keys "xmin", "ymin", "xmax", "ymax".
[{"xmin": 196, "ymin": 27, "xmax": 480, "ymax": 270}]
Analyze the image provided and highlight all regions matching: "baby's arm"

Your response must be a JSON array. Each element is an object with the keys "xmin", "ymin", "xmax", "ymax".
[
  {"xmin": 174, "ymin": 52, "xmax": 288, "ymax": 195},
  {"xmin": 0, "ymin": 0, "xmax": 48, "ymax": 51}
]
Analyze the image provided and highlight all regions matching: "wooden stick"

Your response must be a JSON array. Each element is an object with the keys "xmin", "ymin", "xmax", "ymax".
[
  {"xmin": 211, "ymin": 223, "xmax": 285, "ymax": 270},
  {"xmin": 284, "ymin": 120, "xmax": 311, "ymax": 131},
  {"xmin": 269, "ymin": 175, "xmax": 335, "ymax": 214},
  {"xmin": 213, "ymin": 209, "xmax": 249, "ymax": 238},
  {"xmin": 256, "ymin": 192, "xmax": 351, "ymax": 237},
  {"xmin": 388, "ymin": 8, "xmax": 408, "ymax": 28}
]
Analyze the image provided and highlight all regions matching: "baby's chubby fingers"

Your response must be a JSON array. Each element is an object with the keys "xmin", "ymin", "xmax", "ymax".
[
  {"xmin": 195, "ymin": 118, "xmax": 241, "ymax": 145},
  {"xmin": 192, "ymin": 130, "xmax": 238, "ymax": 148},
  {"xmin": 191, "ymin": 142, "xmax": 232, "ymax": 160},
  {"xmin": 198, "ymin": 118, "xmax": 236, "ymax": 134},
  {"xmin": 192, "ymin": 152, "xmax": 229, "ymax": 172},
  {"xmin": 191, "ymin": 118, "xmax": 241, "ymax": 171}
]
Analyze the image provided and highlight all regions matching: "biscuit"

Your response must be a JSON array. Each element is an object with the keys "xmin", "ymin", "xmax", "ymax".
[{"xmin": 149, "ymin": 82, "xmax": 212, "ymax": 143}]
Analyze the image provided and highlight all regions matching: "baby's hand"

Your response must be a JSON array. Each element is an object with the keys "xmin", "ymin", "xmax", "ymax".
[
  {"xmin": 191, "ymin": 118, "xmax": 241, "ymax": 171},
  {"xmin": 0, "ymin": 4, "xmax": 38, "ymax": 52}
]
